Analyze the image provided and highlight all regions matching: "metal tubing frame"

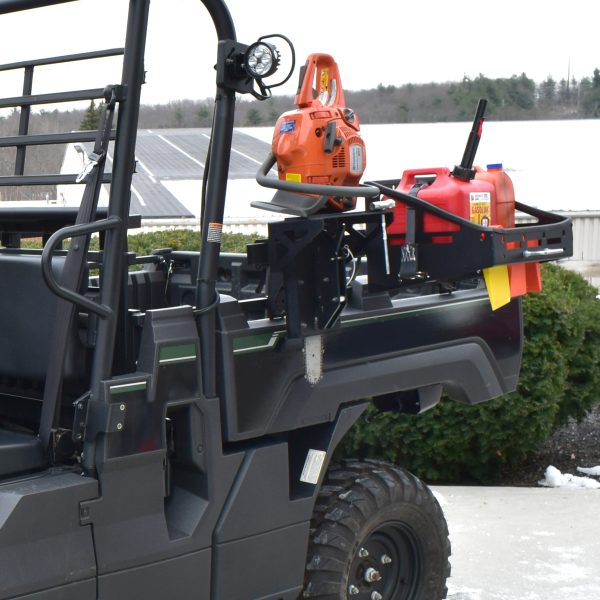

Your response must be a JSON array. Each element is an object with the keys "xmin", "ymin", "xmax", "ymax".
[
  {"xmin": 0, "ymin": 174, "xmax": 112, "ymax": 186},
  {"xmin": 0, "ymin": 130, "xmax": 116, "ymax": 148},
  {"xmin": 15, "ymin": 66, "xmax": 32, "ymax": 175},
  {"xmin": 0, "ymin": 46, "xmax": 123, "ymax": 179},
  {"xmin": 42, "ymin": 217, "xmax": 120, "ymax": 319},
  {"xmin": 0, "ymin": 88, "xmax": 107, "ymax": 109},
  {"xmin": 82, "ymin": 0, "xmax": 150, "ymax": 473},
  {"xmin": 0, "ymin": 48, "xmax": 124, "ymax": 72},
  {"xmin": 0, "ymin": 0, "xmax": 75, "ymax": 13},
  {"xmin": 195, "ymin": 0, "xmax": 236, "ymax": 399}
]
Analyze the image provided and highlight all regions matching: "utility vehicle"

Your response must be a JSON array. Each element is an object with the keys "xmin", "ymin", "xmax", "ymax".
[{"xmin": 0, "ymin": 1, "xmax": 571, "ymax": 599}]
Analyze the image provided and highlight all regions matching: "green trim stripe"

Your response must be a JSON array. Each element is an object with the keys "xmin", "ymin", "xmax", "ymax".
[
  {"xmin": 233, "ymin": 331, "xmax": 283, "ymax": 354},
  {"xmin": 109, "ymin": 381, "xmax": 147, "ymax": 395},
  {"xmin": 159, "ymin": 343, "xmax": 197, "ymax": 365},
  {"xmin": 231, "ymin": 297, "xmax": 487, "ymax": 354}
]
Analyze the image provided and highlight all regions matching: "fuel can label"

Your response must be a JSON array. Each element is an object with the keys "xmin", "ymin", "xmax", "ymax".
[
  {"xmin": 349, "ymin": 144, "xmax": 364, "ymax": 174},
  {"xmin": 300, "ymin": 449, "xmax": 327, "ymax": 485},
  {"xmin": 280, "ymin": 120, "xmax": 296, "ymax": 134},
  {"xmin": 470, "ymin": 192, "xmax": 491, "ymax": 226}
]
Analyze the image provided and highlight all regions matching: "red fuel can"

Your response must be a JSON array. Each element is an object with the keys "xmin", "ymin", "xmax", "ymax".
[
  {"xmin": 387, "ymin": 167, "xmax": 496, "ymax": 244},
  {"xmin": 475, "ymin": 163, "xmax": 515, "ymax": 228}
]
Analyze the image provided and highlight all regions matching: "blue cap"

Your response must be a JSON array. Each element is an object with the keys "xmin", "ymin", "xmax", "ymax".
[{"xmin": 487, "ymin": 163, "xmax": 503, "ymax": 170}]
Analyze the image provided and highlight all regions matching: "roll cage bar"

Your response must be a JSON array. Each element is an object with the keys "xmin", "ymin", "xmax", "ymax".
[{"xmin": 0, "ymin": 0, "xmax": 249, "ymax": 473}]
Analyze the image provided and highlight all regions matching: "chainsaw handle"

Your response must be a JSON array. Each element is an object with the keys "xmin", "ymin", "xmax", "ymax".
[
  {"xmin": 295, "ymin": 53, "xmax": 346, "ymax": 109},
  {"xmin": 256, "ymin": 152, "xmax": 379, "ymax": 198}
]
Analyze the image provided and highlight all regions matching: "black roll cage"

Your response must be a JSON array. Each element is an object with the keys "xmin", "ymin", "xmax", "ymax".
[{"xmin": 0, "ymin": 0, "xmax": 240, "ymax": 473}]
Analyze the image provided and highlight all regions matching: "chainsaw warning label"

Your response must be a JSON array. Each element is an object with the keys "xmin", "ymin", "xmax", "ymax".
[
  {"xmin": 206, "ymin": 222, "xmax": 223, "ymax": 243},
  {"xmin": 300, "ymin": 449, "xmax": 327, "ymax": 485},
  {"xmin": 319, "ymin": 68, "xmax": 329, "ymax": 96},
  {"xmin": 469, "ymin": 192, "xmax": 491, "ymax": 226},
  {"xmin": 349, "ymin": 144, "xmax": 364, "ymax": 174}
]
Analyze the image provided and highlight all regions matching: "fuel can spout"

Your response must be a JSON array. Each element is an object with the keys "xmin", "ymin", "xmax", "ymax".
[{"xmin": 452, "ymin": 98, "xmax": 488, "ymax": 181}]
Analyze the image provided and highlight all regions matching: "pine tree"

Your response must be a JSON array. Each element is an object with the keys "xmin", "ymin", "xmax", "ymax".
[
  {"xmin": 79, "ymin": 100, "xmax": 103, "ymax": 131},
  {"xmin": 245, "ymin": 108, "xmax": 263, "ymax": 126}
]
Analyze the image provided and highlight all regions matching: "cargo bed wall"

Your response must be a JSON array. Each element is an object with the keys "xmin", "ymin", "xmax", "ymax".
[{"xmin": 216, "ymin": 289, "xmax": 523, "ymax": 442}]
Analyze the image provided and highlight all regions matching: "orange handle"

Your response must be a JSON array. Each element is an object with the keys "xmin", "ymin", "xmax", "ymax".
[{"xmin": 295, "ymin": 53, "xmax": 346, "ymax": 109}]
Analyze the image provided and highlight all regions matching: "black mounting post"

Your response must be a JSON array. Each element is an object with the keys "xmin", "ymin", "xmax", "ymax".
[
  {"xmin": 452, "ymin": 98, "xmax": 487, "ymax": 181},
  {"xmin": 195, "ymin": 0, "xmax": 237, "ymax": 399}
]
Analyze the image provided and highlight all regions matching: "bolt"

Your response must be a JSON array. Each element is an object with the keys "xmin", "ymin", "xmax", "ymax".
[
  {"xmin": 358, "ymin": 547, "xmax": 369, "ymax": 558},
  {"xmin": 364, "ymin": 568, "xmax": 382, "ymax": 583},
  {"xmin": 371, "ymin": 592, "xmax": 383, "ymax": 600},
  {"xmin": 116, "ymin": 423, "xmax": 123, "ymax": 431},
  {"xmin": 348, "ymin": 585, "xmax": 360, "ymax": 595},
  {"xmin": 120, "ymin": 404, "xmax": 125, "ymax": 411},
  {"xmin": 381, "ymin": 554, "xmax": 392, "ymax": 565}
]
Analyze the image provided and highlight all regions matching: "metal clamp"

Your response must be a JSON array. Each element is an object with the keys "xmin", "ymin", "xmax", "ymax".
[
  {"xmin": 76, "ymin": 151, "xmax": 104, "ymax": 183},
  {"xmin": 370, "ymin": 199, "xmax": 396, "ymax": 211}
]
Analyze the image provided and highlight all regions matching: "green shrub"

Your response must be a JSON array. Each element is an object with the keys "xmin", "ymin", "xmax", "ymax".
[
  {"xmin": 19, "ymin": 228, "xmax": 257, "ymax": 254},
  {"xmin": 338, "ymin": 264, "xmax": 600, "ymax": 483},
  {"xmin": 126, "ymin": 229, "xmax": 256, "ymax": 255}
]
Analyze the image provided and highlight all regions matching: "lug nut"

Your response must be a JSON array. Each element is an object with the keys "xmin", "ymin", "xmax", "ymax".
[
  {"xmin": 349, "ymin": 584, "xmax": 360, "ymax": 595},
  {"xmin": 371, "ymin": 592, "xmax": 383, "ymax": 600},
  {"xmin": 381, "ymin": 554, "xmax": 392, "ymax": 565},
  {"xmin": 358, "ymin": 547, "xmax": 369, "ymax": 558},
  {"xmin": 364, "ymin": 567, "xmax": 382, "ymax": 583}
]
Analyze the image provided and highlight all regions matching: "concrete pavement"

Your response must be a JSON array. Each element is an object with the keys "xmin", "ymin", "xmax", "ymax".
[{"xmin": 430, "ymin": 486, "xmax": 600, "ymax": 600}]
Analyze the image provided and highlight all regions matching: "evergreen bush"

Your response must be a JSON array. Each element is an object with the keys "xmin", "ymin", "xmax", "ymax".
[{"xmin": 338, "ymin": 264, "xmax": 600, "ymax": 483}]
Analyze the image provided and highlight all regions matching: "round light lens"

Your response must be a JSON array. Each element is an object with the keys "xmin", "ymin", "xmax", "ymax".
[{"xmin": 245, "ymin": 42, "xmax": 278, "ymax": 78}]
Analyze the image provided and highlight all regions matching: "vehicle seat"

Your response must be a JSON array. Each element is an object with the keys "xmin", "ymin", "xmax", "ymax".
[
  {"xmin": 0, "ymin": 252, "xmax": 89, "ymax": 388},
  {"xmin": 0, "ymin": 429, "xmax": 46, "ymax": 478}
]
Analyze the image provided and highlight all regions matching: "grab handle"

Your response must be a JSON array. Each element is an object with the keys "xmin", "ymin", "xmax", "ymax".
[{"xmin": 41, "ymin": 216, "xmax": 121, "ymax": 318}]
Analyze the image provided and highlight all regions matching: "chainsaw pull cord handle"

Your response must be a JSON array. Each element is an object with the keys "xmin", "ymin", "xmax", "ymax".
[
  {"xmin": 295, "ymin": 53, "xmax": 346, "ymax": 109},
  {"xmin": 256, "ymin": 152, "xmax": 380, "ymax": 199}
]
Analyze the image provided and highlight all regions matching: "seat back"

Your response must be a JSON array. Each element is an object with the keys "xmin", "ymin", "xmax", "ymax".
[{"xmin": 0, "ymin": 252, "xmax": 89, "ymax": 391}]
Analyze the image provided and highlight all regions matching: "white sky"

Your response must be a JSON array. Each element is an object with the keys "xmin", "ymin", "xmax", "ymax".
[{"xmin": 0, "ymin": 0, "xmax": 598, "ymax": 105}]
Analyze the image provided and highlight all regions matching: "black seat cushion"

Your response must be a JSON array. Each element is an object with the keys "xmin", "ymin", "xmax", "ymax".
[{"xmin": 0, "ymin": 429, "xmax": 46, "ymax": 478}]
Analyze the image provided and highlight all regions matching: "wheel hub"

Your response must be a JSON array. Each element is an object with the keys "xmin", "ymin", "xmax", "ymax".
[{"xmin": 347, "ymin": 522, "xmax": 420, "ymax": 599}]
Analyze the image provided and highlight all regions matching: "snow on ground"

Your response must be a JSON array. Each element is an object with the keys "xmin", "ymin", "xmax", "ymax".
[
  {"xmin": 539, "ymin": 465, "xmax": 600, "ymax": 489},
  {"xmin": 577, "ymin": 465, "xmax": 600, "ymax": 477}
]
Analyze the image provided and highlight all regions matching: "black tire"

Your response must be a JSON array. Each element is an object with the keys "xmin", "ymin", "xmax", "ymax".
[{"xmin": 301, "ymin": 459, "xmax": 450, "ymax": 600}]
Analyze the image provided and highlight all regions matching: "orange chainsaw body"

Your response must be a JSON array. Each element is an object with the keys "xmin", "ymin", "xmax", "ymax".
[{"xmin": 272, "ymin": 53, "xmax": 366, "ymax": 211}]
